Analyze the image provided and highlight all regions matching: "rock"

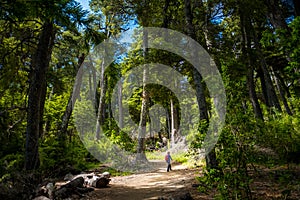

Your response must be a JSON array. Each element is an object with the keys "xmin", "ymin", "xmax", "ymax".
[
  {"xmin": 53, "ymin": 177, "xmax": 85, "ymax": 199},
  {"xmin": 91, "ymin": 176, "xmax": 111, "ymax": 188},
  {"xmin": 46, "ymin": 182, "xmax": 54, "ymax": 198},
  {"xmin": 76, "ymin": 187, "xmax": 94, "ymax": 193},
  {"xmin": 64, "ymin": 173, "xmax": 74, "ymax": 181},
  {"xmin": 32, "ymin": 196, "xmax": 50, "ymax": 200},
  {"xmin": 102, "ymin": 171, "xmax": 110, "ymax": 178},
  {"xmin": 64, "ymin": 177, "xmax": 84, "ymax": 188}
]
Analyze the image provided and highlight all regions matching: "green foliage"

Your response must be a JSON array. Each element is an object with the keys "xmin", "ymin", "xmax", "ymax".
[
  {"xmin": 104, "ymin": 118, "xmax": 136, "ymax": 152},
  {"xmin": 172, "ymin": 152, "xmax": 189, "ymax": 164},
  {"xmin": 1, "ymin": 0, "xmax": 300, "ymax": 199},
  {"xmin": 260, "ymin": 16, "xmax": 300, "ymax": 96},
  {"xmin": 0, "ymin": 154, "xmax": 24, "ymax": 181},
  {"xmin": 195, "ymin": 92, "xmax": 300, "ymax": 199},
  {"xmin": 256, "ymin": 101, "xmax": 300, "ymax": 163},
  {"xmin": 40, "ymin": 134, "xmax": 97, "ymax": 176}
]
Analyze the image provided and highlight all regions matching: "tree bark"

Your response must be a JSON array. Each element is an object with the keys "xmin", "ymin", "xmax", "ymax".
[
  {"xmin": 248, "ymin": 65, "xmax": 264, "ymax": 120},
  {"xmin": 239, "ymin": 2, "xmax": 264, "ymax": 121},
  {"xmin": 254, "ymin": 34, "xmax": 282, "ymax": 112},
  {"xmin": 162, "ymin": 0, "xmax": 171, "ymax": 29},
  {"xmin": 184, "ymin": 0, "xmax": 217, "ymax": 169},
  {"xmin": 272, "ymin": 68, "xmax": 293, "ymax": 115},
  {"xmin": 136, "ymin": 27, "xmax": 149, "ymax": 162},
  {"xmin": 265, "ymin": 0, "xmax": 291, "ymax": 31},
  {"xmin": 59, "ymin": 53, "xmax": 85, "ymax": 139},
  {"xmin": 95, "ymin": 38, "xmax": 109, "ymax": 140},
  {"xmin": 170, "ymin": 98, "xmax": 175, "ymax": 147},
  {"xmin": 293, "ymin": 0, "xmax": 300, "ymax": 16},
  {"xmin": 25, "ymin": 21, "xmax": 55, "ymax": 170},
  {"xmin": 184, "ymin": 0, "xmax": 209, "ymax": 121},
  {"xmin": 118, "ymin": 78, "xmax": 124, "ymax": 129}
]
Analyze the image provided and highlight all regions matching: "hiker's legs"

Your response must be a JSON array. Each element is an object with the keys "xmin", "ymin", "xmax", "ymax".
[{"xmin": 167, "ymin": 164, "xmax": 171, "ymax": 172}]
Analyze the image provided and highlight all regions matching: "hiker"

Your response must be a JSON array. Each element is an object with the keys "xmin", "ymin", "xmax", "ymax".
[{"xmin": 165, "ymin": 151, "xmax": 172, "ymax": 172}]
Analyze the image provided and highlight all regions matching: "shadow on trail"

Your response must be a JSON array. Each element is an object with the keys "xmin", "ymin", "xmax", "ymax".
[{"xmin": 81, "ymin": 162, "xmax": 209, "ymax": 200}]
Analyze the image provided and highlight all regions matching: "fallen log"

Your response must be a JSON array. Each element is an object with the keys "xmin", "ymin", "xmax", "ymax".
[
  {"xmin": 64, "ymin": 177, "xmax": 84, "ymax": 189},
  {"xmin": 53, "ymin": 172, "xmax": 110, "ymax": 199},
  {"xmin": 53, "ymin": 177, "xmax": 84, "ymax": 199},
  {"xmin": 75, "ymin": 172, "xmax": 111, "ymax": 188}
]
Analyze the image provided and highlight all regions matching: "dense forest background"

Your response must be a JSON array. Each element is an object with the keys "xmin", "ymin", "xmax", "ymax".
[{"xmin": 0, "ymin": 0, "xmax": 300, "ymax": 199}]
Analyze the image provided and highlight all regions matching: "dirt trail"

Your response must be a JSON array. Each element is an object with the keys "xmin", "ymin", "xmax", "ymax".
[{"xmin": 81, "ymin": 161, "xmax": 210, "ymax": 200}]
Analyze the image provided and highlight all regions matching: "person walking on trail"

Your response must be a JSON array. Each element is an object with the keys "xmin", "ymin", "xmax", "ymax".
[{"xmin": 165, "ymin": 151, "xmax": 172, "ymax": 172}]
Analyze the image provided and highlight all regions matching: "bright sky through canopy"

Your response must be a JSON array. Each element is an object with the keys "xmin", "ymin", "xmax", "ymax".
[{"xmin": 76, "ymin": 0, "xmax": 90, "ymax": 11}]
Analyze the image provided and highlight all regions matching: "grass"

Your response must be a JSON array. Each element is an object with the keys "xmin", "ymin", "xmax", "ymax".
[
  {"xmin": 172, "ymin": 152, "xmax": 189, "ymax": 163},
  {"xmin": 85, "ymin": 151, "xmax": 205, "ymax": 177},
  {"xmin": 103, "ymin": 167, "xmax": 132, "ymax": 176},
  {"xmin": 145, "ymin": 151, "xmax": 165, "ymax": 160},
  {"xmin": 145, "ymin": 150, "xmax": 204, "ymax": 168},
  {"xmin": 84, "ymin": 161, "xmax": 132, "ymax": 176}
]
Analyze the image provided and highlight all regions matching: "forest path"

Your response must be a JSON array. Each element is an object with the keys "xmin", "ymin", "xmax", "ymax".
[{"xmin": 81, "ymin": 161, "xmax": 211, "ymax": 200}]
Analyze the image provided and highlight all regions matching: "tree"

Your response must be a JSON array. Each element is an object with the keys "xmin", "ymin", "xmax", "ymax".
[
  {"xmin": 20, "ymin": 0, "xmax": 87, "ymax": 170},
  {"xmin": 25, "ymin": 20, "xmax": 55, "ymax": 170},
  {"xmin": 89, "ymin": 0, "xmax": 133, "ymax": 140},
  {"xmin": 136, "ymin": 9, "xmax": 150, "ymax": 162},
  {"xmin": 184, "ymin": 0, "xmax": 218, "ymax": 169}
]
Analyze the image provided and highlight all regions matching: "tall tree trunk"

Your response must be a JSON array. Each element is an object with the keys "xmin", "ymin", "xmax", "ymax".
[
  {"xmin": 43, "ymin": 87, "xmax": 55, "ymax": 139},
  {"xmin": 118, "ymin": 78, "xmax": 123, "ymax": 129},
  {"xmin": 272, "ymin": 68, "xmax": 293, "ymax": 115},
  {"xmin": 59, "ymin": 53, "xmax": 85, "ymax": 139},
  {"xmin": 166, "ymin": 108, "xmax": 170, "ymax": 139},
  {"xmin": 293, "ymin": 0, "xmax": 300, "ymax": 16},
  {"xmin": 162, "ymin": 0, "xmax": 171, "ymax": 29},
  {"xmin": 184, "ymin": 0, "xmax": 217, "ymax": 169},
  {"xmin": 95, "ymin": 40, "xmax": 109, "ymax": 140},
  {"xmin": 239, "ymin": 3, "xmax": 264, "ymax": 121},
  {"xmin": 264, "ymin": 0, "xmax": 296, "ymax": 105},
  {"xmin": 257, "ymin": 67, "xmax": 269, "ymax": 106},
  {"xmin": 170, "ymin": 98, "xmax": 175, "ymax": 147},
  {"xmin": 265, "ymin": 0, "xmax": 291, "ymax": 31},
  {"xmin": 254, "ymin": 33, "xmax": 282, "ymax": 112},
  {"xmin": 248, "ymin": 64, "xmax": 264, "ymax": 120},
  {"xmin": 25, "ymin": 21, "xmax": 55, "ymax": 170},
  {"xmin": 173, "ymin": 103, "xmax": 179, "ymax": 133},
  {"xmin": 136, "ymin": 27, "xmax": 149, "ymax": 162}
]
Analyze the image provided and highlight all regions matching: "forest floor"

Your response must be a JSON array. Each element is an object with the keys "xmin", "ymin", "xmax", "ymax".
[
  {"xmin": 77, "ymin": 160, "xmax": 300, "ymax": 200},
  {"xmin": 80, "ymin": 160, "xmax": 210, "ymax": 200}
]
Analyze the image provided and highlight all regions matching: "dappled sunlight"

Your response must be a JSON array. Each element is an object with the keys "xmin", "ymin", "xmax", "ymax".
[{"xmin": 81, "ymin": 163, "xmax": 203, "ymax": 200}]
